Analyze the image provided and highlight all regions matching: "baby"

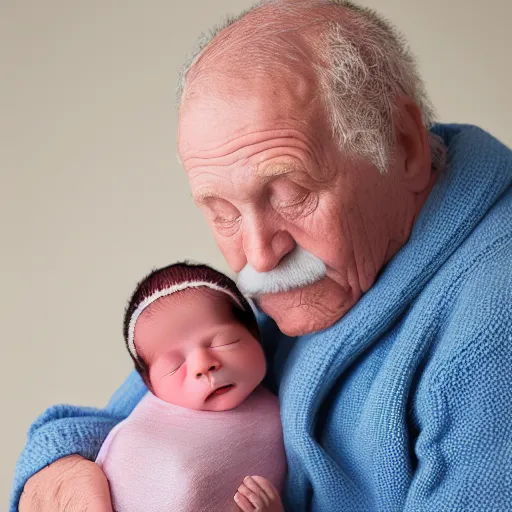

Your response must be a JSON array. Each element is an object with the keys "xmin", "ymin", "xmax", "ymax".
[{"xmin": 96, "ymin": 262, "xmax": 287, "ymax": 512}]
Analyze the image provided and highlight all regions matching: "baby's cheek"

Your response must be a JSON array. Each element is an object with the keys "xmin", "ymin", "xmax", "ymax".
[
  {"xmin": 152, "ymin": 367, "xmax": 187, "ymax": 403},
  {"xmin": 247, "ymin": 341, "xmax": 266, "ymax": 362},
  {"xmin": 174, "ymin": 364, "xmax": 188, "ymax": 387},
  {"xmin": 239, "ymin": 343, "xmax": 267, "ymax": 378}
]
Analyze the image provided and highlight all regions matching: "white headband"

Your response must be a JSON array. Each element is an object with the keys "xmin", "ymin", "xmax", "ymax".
[{"xmin": 127, "ymin": 281, "xmax": 243, "ymax": 359}]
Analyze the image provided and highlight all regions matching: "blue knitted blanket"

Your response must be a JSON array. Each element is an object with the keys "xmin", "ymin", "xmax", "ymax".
[{"xmin": 11, "ymin": 124, "xmax": 512, "ymax": 511}]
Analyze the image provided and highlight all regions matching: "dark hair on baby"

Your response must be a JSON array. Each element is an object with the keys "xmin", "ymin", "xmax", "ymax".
[{"xmin": 123, "ymin": 262, "xmax": 259, "ymax": 387}]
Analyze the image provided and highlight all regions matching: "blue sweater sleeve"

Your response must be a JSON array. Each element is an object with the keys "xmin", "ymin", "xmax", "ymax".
[
  {"xmin": 404, "ymin": 255, "xmax": 512, "ymax": 511},
  {"xmin": 10, "ymin": 370, "xmax": 147, "ymax": 512}
]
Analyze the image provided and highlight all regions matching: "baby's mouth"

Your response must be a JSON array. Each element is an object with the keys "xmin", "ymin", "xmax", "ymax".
[{"xmin": 206, "ymin": 384, "xmax": 235, "ymax": 400}]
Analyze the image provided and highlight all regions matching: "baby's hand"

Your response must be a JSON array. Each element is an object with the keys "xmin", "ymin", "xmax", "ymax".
[{"xmin": 234, "ymin": 476, "xmax": 284, "ymax": 512}]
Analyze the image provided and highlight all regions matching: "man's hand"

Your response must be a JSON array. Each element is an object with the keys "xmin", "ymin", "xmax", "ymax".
[{"xmin": 19, "ymin": 455, "xmax": 113, "ymax": 512}]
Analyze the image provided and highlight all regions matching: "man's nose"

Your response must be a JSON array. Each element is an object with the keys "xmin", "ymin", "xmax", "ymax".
[{"xmin": 243, "ymin": 222, "xmax": 295, "ymax": 273}]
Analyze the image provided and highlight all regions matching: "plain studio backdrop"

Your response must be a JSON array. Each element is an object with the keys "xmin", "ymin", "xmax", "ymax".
[{"xmin": 1, "ymin": 0, "xmax": 511, "ymax": 504}]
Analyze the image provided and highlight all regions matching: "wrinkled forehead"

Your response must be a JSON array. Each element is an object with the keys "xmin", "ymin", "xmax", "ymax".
[
  {"xmin": 176, "ymin": 0, "xmax": 363, "ymax": 161},
  {"xmin": 177, "ymin": 69, "xmax": 322, "ymax": 164},
  {"xmin": 177, "ymin": 22, "xmax": 328, "ymax": 160}
]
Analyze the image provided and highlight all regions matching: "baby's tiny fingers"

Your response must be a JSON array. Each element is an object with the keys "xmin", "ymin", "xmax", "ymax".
[
  {"xmin": 251, "ymin": 476, "xmax": 279, "ymax": 501},
  {"xmin": 234, "ymin": 490, "xmax": 255, "ymax": 512},
  {"xmin": 243, "ymin": 477, "xmax": 270, "ymax": 507},
  {"xmin": 238, "ymin": 483, "xmax": 266, "ymax": 510}
]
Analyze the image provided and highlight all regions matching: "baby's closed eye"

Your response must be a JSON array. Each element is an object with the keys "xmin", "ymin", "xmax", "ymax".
[
  {"xmin": 164, "ymin": 363, "xmax": 183, "ymax": 376},
  {"xmin": 210, "ymin": 339, "xmax": 240, "ymax": 349}
]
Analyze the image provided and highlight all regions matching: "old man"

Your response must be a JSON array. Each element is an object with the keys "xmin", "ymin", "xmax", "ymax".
[{"xmin": 13, "ymin": 1, "xmax": 512, "ymax": 511}]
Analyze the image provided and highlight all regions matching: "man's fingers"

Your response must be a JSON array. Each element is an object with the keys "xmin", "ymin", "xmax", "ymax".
[
  {"xmin": 87, "ymin": 497, "xmax": 116, "ymax": 512},
  {"xmin": 18, "ymin": 455, "xmax": 113, "ymax": 512},
  {"xmin": 242, "ymin": 477, "xmax": 270, "ymax": 506},
  {"xmin": 19, "ymin": 484, "xmax": 42, "ymax": 511}
]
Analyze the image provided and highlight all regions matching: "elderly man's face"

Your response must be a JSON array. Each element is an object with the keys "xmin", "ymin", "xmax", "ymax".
[{"xmin": 178, "ymin": 72, "xmax": 422, "ymax": 336}]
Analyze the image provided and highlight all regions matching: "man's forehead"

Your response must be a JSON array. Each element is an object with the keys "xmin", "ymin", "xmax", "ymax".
[
  {"xmin": 176, "ymin": 0, "xmax": 356, "ymax": 160},
  {"xmin": 177, "ymin": 75, "xmax": 319, "ymax": 164},
  {"xmin": 177, "ymin": 88, "xmax": 254, "ymax": 160}
]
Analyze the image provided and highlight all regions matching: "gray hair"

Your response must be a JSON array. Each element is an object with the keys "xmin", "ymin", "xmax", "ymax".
[{"xmin": 177, "ymin": 0, "xmax": 446, "ymax": 174}]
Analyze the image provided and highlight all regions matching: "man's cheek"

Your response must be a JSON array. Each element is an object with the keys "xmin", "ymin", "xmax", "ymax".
[{"xmin": 303, "ymin": 205, "xmax": 339, "ymax": 240}]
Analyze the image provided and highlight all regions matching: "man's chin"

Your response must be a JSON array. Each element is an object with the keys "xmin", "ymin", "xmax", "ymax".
[{"xmin": 257, "ymin": 277, "xmax": 354, "ymax": 337}]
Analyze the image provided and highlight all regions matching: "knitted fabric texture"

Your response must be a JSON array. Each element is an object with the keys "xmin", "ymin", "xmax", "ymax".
[
  {"xmin": 95, "ymin": 386, "xmax": 286, "ymax": 512},
  {"xmin": 11, "ymin": 125, "xmax": 512, "ymax": 511}
]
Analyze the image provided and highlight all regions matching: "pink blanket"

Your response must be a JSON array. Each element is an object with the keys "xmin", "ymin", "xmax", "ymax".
[{"xmin": 96, "ymin": 385, "xmax": 286, "ymax": 512}]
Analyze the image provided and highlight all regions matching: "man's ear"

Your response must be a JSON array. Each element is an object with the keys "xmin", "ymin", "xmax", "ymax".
[{"xmin": 394, "ymin": 96, "xmax": 432, "ymax": 193}]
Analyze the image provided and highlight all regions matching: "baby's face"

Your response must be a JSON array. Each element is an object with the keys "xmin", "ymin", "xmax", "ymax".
[{"xmin": 134, "ymin": 289, "xmax": 267, "ymax": 411}]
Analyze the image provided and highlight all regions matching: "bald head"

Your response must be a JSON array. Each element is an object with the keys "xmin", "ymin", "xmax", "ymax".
[
  {"xmin": 181, "ymin": 3, "xmax": 329, "ymax": 110},
  {"xmin": 177, "ymin": 0, "xmax": 445, "ymax": 174},
  {"xmin": 181, "ymin": 1, "xmax": 351, "ymax": 104}
]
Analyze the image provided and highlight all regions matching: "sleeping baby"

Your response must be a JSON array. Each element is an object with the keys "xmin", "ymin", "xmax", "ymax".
[{"xmin": 95, "ymin": 262, "xmax": 287, "ymax": 512}]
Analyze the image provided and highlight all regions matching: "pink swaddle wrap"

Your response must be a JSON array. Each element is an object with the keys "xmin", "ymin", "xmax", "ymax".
[{"xmin": 96, "ymin": 385, "xmax": 286, "ymax": 512}]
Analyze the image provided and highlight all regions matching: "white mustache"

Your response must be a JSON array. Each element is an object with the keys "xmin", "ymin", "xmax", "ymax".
[{"xmin": 236, "ymin": 246, "xmax": 326, "ymax": 298}]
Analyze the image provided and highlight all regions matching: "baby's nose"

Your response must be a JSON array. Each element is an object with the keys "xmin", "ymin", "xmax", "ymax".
[{"xmin": 195, "ymin": 364, "xmax": 218, "ymax": 379}]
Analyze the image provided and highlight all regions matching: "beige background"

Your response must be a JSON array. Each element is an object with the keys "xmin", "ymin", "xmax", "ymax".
[{"xmin": 1, "ymin": 0, "xmax": 511, "ymax": 505}]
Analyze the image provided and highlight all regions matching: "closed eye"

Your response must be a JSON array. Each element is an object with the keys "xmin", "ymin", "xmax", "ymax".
[
  {"xmin": 212, "ymin": 216, "xmax": 241, "ymax": 237},
  {"xmin": 268, "ymin": 180, "xmax": 318, "ymax": 219},
  {"xmin": 210, "ymin": 339, "xmax": 240, "ymax": 349},
  {"xmin": 165, "ymin": 364, "xmax": 183, "ymax": 377}
]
